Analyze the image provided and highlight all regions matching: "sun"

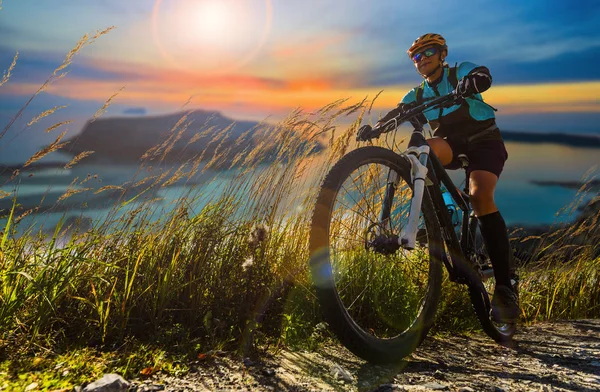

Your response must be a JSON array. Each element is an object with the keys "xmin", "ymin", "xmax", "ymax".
[
  {"xmin": 193, "ymin": 2, "xmax": 234, "ymax": 41},
  {"xmin": 152, "ymin": 0, "xmax": 273, "ymax": 74}
]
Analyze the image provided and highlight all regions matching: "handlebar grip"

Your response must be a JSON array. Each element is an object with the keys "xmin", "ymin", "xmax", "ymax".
[
  {"xmin": 356, "ymin": 124, "xmax": 372, "ymax": 141},
  {"xmin": 356, "ymin": 124, "xmax": 381, "ymax": 141}
]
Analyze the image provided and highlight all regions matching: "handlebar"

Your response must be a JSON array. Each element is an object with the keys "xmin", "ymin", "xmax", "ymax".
[
  {"xmin": 381, "ymin": 90, "xmax": 462, "ymax": 132},
  {"xmin": 356, "ymin": 90, "xmax": 465, "ymax": 142}
]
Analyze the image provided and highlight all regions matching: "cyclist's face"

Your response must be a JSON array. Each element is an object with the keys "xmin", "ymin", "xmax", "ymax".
[{"xmin": 414, "ymin": 47, "xmax": 445, "ymax": 74}]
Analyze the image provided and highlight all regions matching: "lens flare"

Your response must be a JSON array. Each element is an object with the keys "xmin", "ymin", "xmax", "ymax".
[{"xmin": 152, "ymin": 0, "xmax": 272, "ymax": 75}]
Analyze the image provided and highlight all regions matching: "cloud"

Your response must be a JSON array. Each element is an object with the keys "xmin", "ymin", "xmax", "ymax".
[
  {"xmin": 91, "ymin": 0, "xmax": 152, "ymax": 17},
  {"xmin": 123, "ymin": 107, "xmax": 147, "ymax": 115},
  {"xmin": 4, "ymin": 61, "xmax": 598, "ymax": 127},
  {"xmin": 351, "ymin": 0, "xmax": 600, "ymax": 86},
  {"xmin": 1, "ymin": 0, "xmax": 599, "ymax": 131},
  {"xmin": 498, "ymin": 112, "xmax": 600, "ymax": 134},
  {"xmin": 489, "ymin": 47, "xmax": 600, "ymax": 84},
  {"xmin": 0, "ymin": 48, "xmax": 127, "ymax": 88},
  {"xmin": 439, "ymin": 2, "xmax": 600, "ymax": 64},
  {"xmin": 269, "ymin": 32, "xmax": 353, "ymax": 61},
  {"xmin": 362, "ymin": 44, "xmax": 600, "ymax": 88}
]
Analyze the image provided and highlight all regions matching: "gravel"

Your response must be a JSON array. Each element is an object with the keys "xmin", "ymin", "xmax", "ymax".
[{"xmin": 80, "ymin": 319, "xmax": 600, "ymax": 392}]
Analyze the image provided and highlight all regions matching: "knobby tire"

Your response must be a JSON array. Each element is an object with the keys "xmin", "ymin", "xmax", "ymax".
[{"xmin": 309, "ymin": 146, "xmax": 444, "ymax": 364}]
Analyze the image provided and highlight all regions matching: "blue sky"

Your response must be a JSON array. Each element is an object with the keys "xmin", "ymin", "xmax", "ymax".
[{"xmin": 0, "ymin": 0, "xmax": 599, "ymax": 163}]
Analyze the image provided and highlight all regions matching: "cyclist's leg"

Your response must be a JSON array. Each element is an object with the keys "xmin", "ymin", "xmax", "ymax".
[
  {"xmin": 467, "ymin": 137, "xmax": 511, "ymax": 286},
  {"xmin": 427, "ymin": 137, "xmax": 453, "ymax": 165},
  {"xmin": 469, "ymin": 170, "xmax": 500, "ymax": 215},
  {"xmin": 467, "ymin": 140, "xmax": 518, "ymax": 321},
  {"xmin": 469, "ymin": 170, "xmax": 511, "ymax": 286}
]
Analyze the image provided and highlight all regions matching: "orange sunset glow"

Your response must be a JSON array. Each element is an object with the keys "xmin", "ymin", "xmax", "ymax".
[{"xmin": 1, "ymin": 1, "xmax": 598, "ymax": 132}]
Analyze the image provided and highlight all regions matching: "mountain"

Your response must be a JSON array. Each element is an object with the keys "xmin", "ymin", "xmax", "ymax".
[
  {"xmin": 501, "ymin": 130, "xmax": 600, "ymax": 148},
  {"xmin": 59, "ymin": 109, "xmax": 322, "ymax": 165},
  {"xmin": 530, "ymin": 179, "xmax": 600, "ymax": 190}
]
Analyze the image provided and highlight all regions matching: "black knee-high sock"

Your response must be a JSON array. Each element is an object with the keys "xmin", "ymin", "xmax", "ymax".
[{"xmin": 478, "ymin": 211, "xmax": 512, "ymax": 287}]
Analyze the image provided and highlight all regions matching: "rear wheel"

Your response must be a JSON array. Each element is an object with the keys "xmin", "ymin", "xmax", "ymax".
[
  {"xmin": 309, "ymin": 146, "xmax": 444, "ymax": 364},
  {"xmin": 465, "ymin": 219, "xmax": 517, "ymax": 343}
]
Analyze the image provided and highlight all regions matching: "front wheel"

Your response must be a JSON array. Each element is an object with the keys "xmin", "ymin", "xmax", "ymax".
[
  {"xmin": 465, "ymin": 219, "xmax": 517, "ymax": 344},
  {"xmin": 309, "ymin": 146, "xmax": 444, "ymax": 364}
]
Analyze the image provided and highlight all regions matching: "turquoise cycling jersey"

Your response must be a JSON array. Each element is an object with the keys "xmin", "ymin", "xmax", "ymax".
[{"xmin": 400, "ymin": 62, "xmax": 499, "ymax": 141}]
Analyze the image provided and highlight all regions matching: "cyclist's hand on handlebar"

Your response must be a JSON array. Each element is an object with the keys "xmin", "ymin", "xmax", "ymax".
[
  {"xmin": 399, "ymin": 101, "xmax": 419, "ymax": 113},
  {"xmin": 456, "ymin": 75, "xmax": 479, "ymax": 98},
  {"xmin": 356, "ymin": 124, "xmax": 382, "ymax": 142}
]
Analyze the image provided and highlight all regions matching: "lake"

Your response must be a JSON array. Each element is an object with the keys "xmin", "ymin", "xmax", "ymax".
[
  {"xmin": 0, "ymin": 140, "xmax": 597, "ymax": 235},
  {"xmin": 487, "ymin": 141, "xmax": 598, "ymax": 226}
]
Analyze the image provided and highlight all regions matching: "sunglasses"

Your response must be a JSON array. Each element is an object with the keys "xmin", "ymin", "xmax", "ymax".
[{"xmin": 412, "ymin": 47, "xmax": 439, "ymax": 63}]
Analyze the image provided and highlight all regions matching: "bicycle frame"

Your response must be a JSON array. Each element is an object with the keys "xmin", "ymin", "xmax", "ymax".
[
  {"xmin": 379, "ymin": 121, "xmax": 487, "ymax": 285},
  {"xmin": 369, "ymin": 91, "xmax": 497, "ymax": 286},
  {"xmin": 425, "ymin": 147, "xmax": 483, "ymax": 284}
]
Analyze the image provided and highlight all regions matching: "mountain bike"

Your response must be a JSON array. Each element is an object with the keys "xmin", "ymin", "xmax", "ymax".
[{"xmin": 308, "ymin": 91, "xmax": 517, "ymax": 364}]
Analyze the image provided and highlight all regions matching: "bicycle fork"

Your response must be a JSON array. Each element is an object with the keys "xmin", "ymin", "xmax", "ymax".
[
  {"xmin": 376, "ymin": 169, "xmax": 399, "ymax": 234},
  {"xmin": 398, "ymin": 144, "xmax": 430, "ymax": 250},
  {"xmin": 373, "ymin": 132, "xmax": 430, "ymax": 252},
  {"xmin": 368, "ymin": 144, "xmax": 429, "ymax": 255}
]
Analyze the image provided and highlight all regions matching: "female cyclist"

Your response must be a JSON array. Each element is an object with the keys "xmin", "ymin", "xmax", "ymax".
[{"xmin": 376, "ymin": 33, "xmax": 519, "ymax": 323}]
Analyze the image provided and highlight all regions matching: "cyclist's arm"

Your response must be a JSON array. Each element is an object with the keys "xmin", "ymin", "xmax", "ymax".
[
  {"xmin": 458, "ymin": 61, "xmax": 493, "ymax": 94},
  {"xmin": 376, "ymin": 89, "xmax": 418, "ymax": 127}
]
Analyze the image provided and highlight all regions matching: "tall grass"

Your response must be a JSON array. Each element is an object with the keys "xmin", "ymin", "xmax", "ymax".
[
  {"xmin": 0, "ymin": 27, "xmax": 598, "ymax": 365},
  {"xmin": 0, "ymin": 28, "xmax": 368, "ymax": 355},
  {"xmin": 518, "ymin": 179, "xmax": 600, "ymax": 321}
]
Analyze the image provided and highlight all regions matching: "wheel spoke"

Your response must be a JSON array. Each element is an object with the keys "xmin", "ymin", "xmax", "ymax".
[
  {"xmin": 330, "ymin": 162, "xmax": 431, "ymax": 336},
  {"xmin": 309, "ymin": 147, "xmax": 444, "ymax": 360}
]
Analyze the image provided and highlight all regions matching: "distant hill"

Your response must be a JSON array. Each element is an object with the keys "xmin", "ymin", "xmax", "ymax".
[
  {"xmin": 501, "ymin": 130, "xmax": 600, "ymax": 148},
  {"xmin": 530, "ymin": 179, "xmax": 600, "ymax": 190},
  {"xmin": 59, "ymin": 110, "xmax": 322, "ymax": 165}
]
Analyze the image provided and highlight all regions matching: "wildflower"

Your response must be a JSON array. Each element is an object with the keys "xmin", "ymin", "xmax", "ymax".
[
  {"xmin": 248, "ymin": 224, "xmax": 268, "ymax": 249},
  {"xmin": 242, "ymin": 257, "xmax": 254, "ymax": 271}
]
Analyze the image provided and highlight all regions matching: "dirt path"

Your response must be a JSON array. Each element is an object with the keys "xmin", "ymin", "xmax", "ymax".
[{"xmin": 130, "ymin": 319, "xmax": 600, "ymax": 392}]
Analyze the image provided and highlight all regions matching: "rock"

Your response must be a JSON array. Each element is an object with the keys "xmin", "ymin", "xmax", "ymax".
[
  {"xmin": 82, "ymin": 374, "xmax": 130, "ymax": 392},
  {"xmin": 24, "ymin": 382, "xmax": 38, "ymax": 391},
  {"xmin": 45, "ymin": 319, "xmax": 600, "ymax": 392},
  {"xmin": 136, "ymin": 385, "xmax": 165, "ymax": 392},
  {"xmin": 421, "ymin": 382, "xmax": 449, "ymax": 390},
  {"xmin": 330, "ymin": 363, "xmax": 353, "ymax": 383},
  {"xmin": 373, "ymin": 384, "xmax": 395, "ymax": 392},
  {"xmin": 433, "ymin": 370, "xmax": 447, "ymax": 380}
]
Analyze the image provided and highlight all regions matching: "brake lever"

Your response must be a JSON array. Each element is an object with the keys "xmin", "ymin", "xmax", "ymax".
[
  {"xmin": 441, "ymin": 91, "xmax": 464, "ymax": 108},
  {"xmin": 369, "ymin": 92, "xmax": 466, "ymax": 137},
  {"xmin": 356, "ymin": 124, "xmax": 382, "ymax": 141}
]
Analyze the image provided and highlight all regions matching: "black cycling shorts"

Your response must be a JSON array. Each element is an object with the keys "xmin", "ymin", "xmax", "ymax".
[{"xmin": 444, "ymin": 138, "xmax": 508, "ymax": 178}]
